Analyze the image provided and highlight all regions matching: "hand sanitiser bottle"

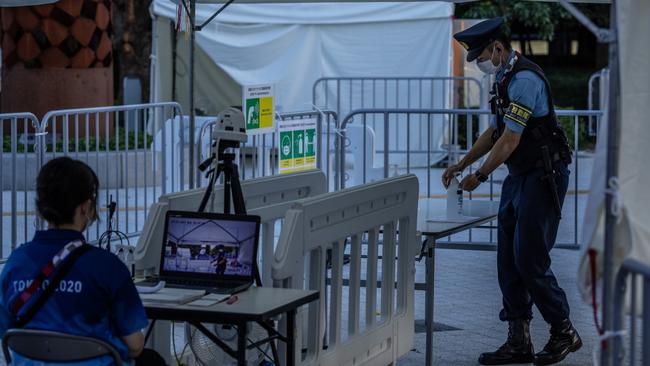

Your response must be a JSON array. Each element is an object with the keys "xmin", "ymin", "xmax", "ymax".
[{"xmin": 446, "ymin": 176, "xmax": 463, "ymax": 218}]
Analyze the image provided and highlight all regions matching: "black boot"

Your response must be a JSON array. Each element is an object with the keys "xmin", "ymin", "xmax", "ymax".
[
  {"xmin": 478, "ymin": 319, "xmax": 535, "ymax": 365},
  {"xmin": 534, "ymin": 319, "xmax": 582, "ymax": 365}
]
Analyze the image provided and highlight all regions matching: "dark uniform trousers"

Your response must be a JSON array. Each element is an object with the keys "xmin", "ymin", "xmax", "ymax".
[{"xmin": 497, "ymin": 161, "xmax": 571, "ymax": 325}]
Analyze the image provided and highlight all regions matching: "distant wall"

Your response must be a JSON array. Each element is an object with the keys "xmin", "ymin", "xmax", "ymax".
[{"xmin": 0, "ymin": 1, "xmax": 114, "ymax": 136}]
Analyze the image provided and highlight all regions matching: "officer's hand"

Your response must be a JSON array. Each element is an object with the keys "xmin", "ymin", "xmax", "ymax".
[
  {"xmin": 459, "ymin": 174, "xmax": 480, "ymax": 192},
  {"xmin": 442, "ymin": 164, "xmax": 463, "ymax": 189}
]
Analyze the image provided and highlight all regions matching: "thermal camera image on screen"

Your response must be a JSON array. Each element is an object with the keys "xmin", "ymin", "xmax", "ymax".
[{"xmin": 163, "ymin": 217, "xmax": 257, "ymax": 277}]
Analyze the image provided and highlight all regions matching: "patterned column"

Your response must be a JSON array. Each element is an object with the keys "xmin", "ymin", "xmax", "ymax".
[{"xmin": 1, "ymin": 0, "xmax": 114, "ymax": 137}]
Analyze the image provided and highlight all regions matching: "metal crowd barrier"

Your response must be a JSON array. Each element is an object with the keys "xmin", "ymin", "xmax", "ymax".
[
  {"xmin": 336, "ymin": 108, "xmax": 603, "ymax": 249},
  {"xmin": 612, "ymin": 258, "xmax": 650, "ymax": 366},
  {"xmin": 39, "ymin": 102, "xmax": 184, "ymax": 244},
  {"xmin": 588, "ymin": 68, "xmax": 609, "ymax": 136},
  {"xmin": 313, "ymin": 77, "xmax": 487, "ymax": 175},
  {"xmin": 1, "ymin": 105, "xmax": 338, "ymax": 259},
  {"xmin": 313, "ymin": 76, "xmax": 487, "ymax": 115},
  {"xmin": 1, "ymin": 103, "xmax": 603, "ymax": 255},
  {"xmin": 0, "ymin": 113, "xmax": 41, "ymax": 258}
]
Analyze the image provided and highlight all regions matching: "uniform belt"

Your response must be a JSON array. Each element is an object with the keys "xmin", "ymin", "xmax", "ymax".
[{"xmin": 534, "ymin": 151, "xmax": 564, "ymax": 169}]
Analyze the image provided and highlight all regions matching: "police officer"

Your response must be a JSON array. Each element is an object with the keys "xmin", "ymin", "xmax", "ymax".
[{"xmin": 442, "ymin": 17, "xmax": 581, "ymax": 365}]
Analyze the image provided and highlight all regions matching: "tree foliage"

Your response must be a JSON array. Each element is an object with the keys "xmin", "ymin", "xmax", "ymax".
[
  {"xmin": 456, "ymin": 1, "xmax": 570, "ymax": 41},
  {"xmin": 455, "ymin": 1, "xmax": 609, "ymax": 42}
]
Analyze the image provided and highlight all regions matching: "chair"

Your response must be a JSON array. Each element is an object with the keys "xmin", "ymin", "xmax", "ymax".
[{"xmin": 2, "ymin": 329, "xmax": 122, "ymax": 365}]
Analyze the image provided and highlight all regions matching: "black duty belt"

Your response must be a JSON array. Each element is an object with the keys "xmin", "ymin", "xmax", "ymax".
[{"xmin": 534, "ymin": 150, "xmax": 565, "ymax": 169}]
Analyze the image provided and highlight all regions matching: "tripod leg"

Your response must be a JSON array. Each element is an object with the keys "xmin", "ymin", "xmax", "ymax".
[
  {"xmin": 224, "ymin": 168, "xmax": 231, "ymax": 215},
  {"xmin": 198, "ymin": 169, "xmax": 217, "ymax": 213},
  {"xmin": 230, "ymin": 164, "xmax": 247, "ymax": 215}
]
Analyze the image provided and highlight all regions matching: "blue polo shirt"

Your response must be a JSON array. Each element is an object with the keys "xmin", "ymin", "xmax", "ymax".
[
  {"xmin": 491, "ymin": 51, "xmax": 550, "ymax": 134},
  {"xmin": 0, "ymin": 229, "xmax": 149, "ymax": 365}
]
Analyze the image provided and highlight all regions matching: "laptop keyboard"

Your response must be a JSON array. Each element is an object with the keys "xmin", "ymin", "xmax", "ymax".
[{"xmin": 165, "ymin": 278, "xmax": 218, "ymax": 288}]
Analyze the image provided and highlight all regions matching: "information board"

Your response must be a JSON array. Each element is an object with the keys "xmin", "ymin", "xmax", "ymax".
[{"xmin": 278, "ymin": 117, "xmax": 318, "ymax": 174}]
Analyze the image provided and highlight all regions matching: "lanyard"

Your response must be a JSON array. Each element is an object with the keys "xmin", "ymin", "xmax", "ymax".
[{"xmin": 10, "ymin": 240, "xmax": 86, "ymax": 316}]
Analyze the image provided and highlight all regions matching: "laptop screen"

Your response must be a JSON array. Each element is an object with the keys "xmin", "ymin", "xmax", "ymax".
[{"xmin": 160, "ymin": 211, "xmax": 260, "ymax": 283}]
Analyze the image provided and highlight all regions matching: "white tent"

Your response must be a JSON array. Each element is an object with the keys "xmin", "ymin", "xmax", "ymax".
[
  {"xmin": 150, "ymin": 1, "xmax": 453, "ymax": 115},
  {"xmin": 578, "ymin": 0, "xmax": 650, "ymax": 319},
  {"xmin": 0, "ymin": 0, "xmax": 56, "ymax": 5},
  {"xmin": 167, "ymin": 218, "xmax": 256, "ymax": 244}
]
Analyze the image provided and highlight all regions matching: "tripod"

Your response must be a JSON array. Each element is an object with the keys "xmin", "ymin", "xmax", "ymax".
[
  {"xmin": 197, "ymin": 142, "xmax": 283, "ymax": 364},
  {"xmin": 198, "ymin": 144, "xmax": 261, "ymax": 286},
  {"xmin": 198, "ymin": 151, "xmax": 246, "ymax": 215}
]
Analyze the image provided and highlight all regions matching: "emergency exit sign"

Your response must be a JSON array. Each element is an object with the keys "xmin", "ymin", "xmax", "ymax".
[{"xmin": 278, "ymin": 117, "xmax": 317, "ymax": 174}]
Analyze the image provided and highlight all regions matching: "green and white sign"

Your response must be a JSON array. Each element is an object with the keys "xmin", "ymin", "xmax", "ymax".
[
  {"xmin": 278, "ymin": 117, "xmax": 318, "ymax": 174},
  {"xmin": 243, "ymin": 84, "xmax": 274, "ymax": 134}
]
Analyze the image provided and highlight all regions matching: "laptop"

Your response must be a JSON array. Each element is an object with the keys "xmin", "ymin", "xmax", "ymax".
[{"xmin": 138, "ymin": 210, "xmax": 261, "ymax": 295}]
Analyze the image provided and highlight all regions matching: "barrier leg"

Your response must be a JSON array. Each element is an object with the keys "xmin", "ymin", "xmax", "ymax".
[
  {"xmin": 425, "ymin": 237, "xmax": 436, "ymax": 366},
  {"xmin": 287, "ymin": 309, "xmax": 297, "ymax": 366},
  {"xmin": 146, "ymin": 320, "xmax": 172, "ymax": 365}
]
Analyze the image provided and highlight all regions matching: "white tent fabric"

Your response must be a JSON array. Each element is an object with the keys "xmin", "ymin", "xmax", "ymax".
[
  {"xmin": 0, "ymin": 0, "xmax": 57, "ymax": 6},
  {"xmin": 168, "ymin": 219, "xmax": 255, "ymax": 243},
  {"xmin": 578, "ymin": 0, "xmax": 650, "ymax": 307},
  {"xmin": 180, "ymin": 0, "xmax": 611, "ymax": 3},
  {"xmin": 151, "ymin": 1, "xmax": 453, "ymax": 114}
]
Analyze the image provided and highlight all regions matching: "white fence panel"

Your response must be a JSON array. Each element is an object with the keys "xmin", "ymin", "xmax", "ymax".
[{"xmin": 273, "ymin": 174, "xmax": 419, "ymax": 365}]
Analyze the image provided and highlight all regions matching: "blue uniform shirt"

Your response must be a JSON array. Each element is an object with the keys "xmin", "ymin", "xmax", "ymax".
[
  {"xmin": 491, "ymin": 51, "xmax": 550, "ymax": 134},
  {"xmin": 0, "ymin": 229, "xmax": 149, "ymax": 366}
]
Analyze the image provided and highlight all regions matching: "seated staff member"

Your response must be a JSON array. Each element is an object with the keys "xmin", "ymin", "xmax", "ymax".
[{"xmin": 0, "ymin": 157, "xmax": 164, "ymax": 366}]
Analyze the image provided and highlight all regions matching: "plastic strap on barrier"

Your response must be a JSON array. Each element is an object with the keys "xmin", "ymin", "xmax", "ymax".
[{"xmin": 588, "ymin": 248, "xmax": 608, "ymax": 352}]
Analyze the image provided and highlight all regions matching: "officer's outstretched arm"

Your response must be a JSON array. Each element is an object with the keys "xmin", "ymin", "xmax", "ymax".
[
  {"xmin": 477, "ymin": 128, "xmax": 521, "ymax": 176},
  {"xmin": 458, "ymin": 126, "xmax": 496, "ymax": 170},
  {"xmin": 442, "ymin": 126, "xmax": 495, "ymax": 188}
]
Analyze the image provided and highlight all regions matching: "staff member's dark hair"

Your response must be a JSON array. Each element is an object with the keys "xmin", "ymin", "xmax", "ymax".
[{"xmin": 36, "ymin": 157, "xmax": 99, "ymax": 227}]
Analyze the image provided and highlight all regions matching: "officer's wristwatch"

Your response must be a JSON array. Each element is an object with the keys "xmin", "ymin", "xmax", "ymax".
[{"xmin": 474, "ymin": 170, "xmax": 489, "ymax": 183}]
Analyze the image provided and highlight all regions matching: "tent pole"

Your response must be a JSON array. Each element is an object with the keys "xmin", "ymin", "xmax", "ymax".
[
  {"xmin": 601, "ymin": 1, "xmax": 620, "ymax": 365},
  {"xmin": 558, "ymin": 1, "xmax": 620, "ymax": 363},
  {"xmin": 558, "ymin": 0, "xmax": 611, "ymax": 42},
  {"xmin": 189, "ymin": 0, "xmax": 196, "ymax": 188}
]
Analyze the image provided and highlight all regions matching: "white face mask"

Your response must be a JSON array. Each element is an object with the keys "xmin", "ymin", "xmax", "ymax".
[{"xmin": 476, "ymin": 46, "xmax": 501, "ymax": 75}]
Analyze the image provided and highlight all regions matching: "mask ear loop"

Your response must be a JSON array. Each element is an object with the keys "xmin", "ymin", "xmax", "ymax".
[{"xmin": 491, "ymin": 43, "xmax": 502, "ymax": 69}]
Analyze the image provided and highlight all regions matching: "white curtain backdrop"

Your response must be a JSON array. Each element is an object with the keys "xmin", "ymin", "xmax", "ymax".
[
  {"xmin": 0, "ymin": 0, "xmax": 57, "ymax": 5},
  {"xmin": 152, "ymin": 1, "xmax": 453, "ymax": 113}
]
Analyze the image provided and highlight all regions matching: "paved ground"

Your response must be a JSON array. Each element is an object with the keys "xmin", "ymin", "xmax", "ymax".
[
  {"xmin": 398, "ymin": 247, "xmax": 597, "ymax": 366},
  {"xmin": 170, "ymin": 245, "xmax": 597, "ymax": 366}
]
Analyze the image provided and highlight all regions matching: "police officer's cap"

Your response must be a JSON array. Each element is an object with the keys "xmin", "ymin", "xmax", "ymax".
[{"xmin": 454, "ymin": 17, "xmax": 505, "ymax": 62}]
